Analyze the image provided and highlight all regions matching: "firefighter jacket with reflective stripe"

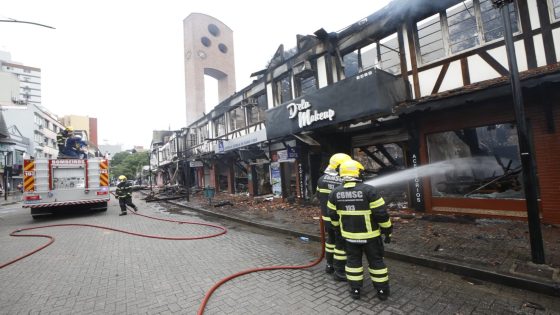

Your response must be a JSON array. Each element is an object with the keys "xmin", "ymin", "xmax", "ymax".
[
  {"xmin": 116, "ymin": 181, "xmax": 133, "ymax": 199},
  {"xmin": 56, "ymin": 130, "xmax": 70, "ymax": 148},
  {"xmin": 327, "ymin": 181, "xmax": 392, "ymax": 241},
  {"xmin": 316, "ymin": 173, "xmax": 344, "ymax": 221}
]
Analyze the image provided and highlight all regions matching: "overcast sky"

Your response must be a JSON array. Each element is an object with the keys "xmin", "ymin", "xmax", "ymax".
[{"xmin": 1, "ymin": 0, "xmax": 391, "ymax": 149}]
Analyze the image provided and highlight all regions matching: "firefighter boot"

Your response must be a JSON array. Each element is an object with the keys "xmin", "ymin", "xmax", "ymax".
[
  {"xmin": 325, "ymin": 264, "xmax": 334, "ymax": 274},
  {"xmin": 350, "ymin": 288, "xmax": 361, "ymax": 300},
  {"xmin": 376, "ymin": 288, "xmax": 390, "ymax": 301},
  {"xmin": 119, "ymin": 211, "xmax": 127, "ymax": 216},
  {"xmin": 133, "ymin": 206, "xmax": 139, "ymax": 212},
  {"xmin": 333, "ymin": 271, "xmax": 346, "ymax": 282}
]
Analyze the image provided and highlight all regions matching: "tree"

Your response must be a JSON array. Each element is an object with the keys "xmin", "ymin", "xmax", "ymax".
[{"xmin": 110, "ymin": 151, "xmax": 149, "ymax": 182}]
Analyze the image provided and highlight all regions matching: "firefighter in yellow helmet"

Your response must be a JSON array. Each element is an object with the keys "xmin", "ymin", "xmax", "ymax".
[
  {"xmin": 316, "ymin": 153, "xmax": 352, "ymax": 280},
  {"xmin": 115, "ymin": 175, "xmax": 139, "ymax": 215},
  {"xmin": 327, "ymin": 159, "xmax": 392, "ymax": 301}
]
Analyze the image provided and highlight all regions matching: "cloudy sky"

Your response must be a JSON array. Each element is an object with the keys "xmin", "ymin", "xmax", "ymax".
[{"xmin": 1, "ymin": 0, "xmax": 391, "ymax": 149}]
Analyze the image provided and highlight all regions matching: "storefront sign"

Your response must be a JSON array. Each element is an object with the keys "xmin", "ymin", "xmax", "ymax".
[
  {"xmin": 220, "ymin": 128, "xmax": 267, "ymax": 152},
  {"xmin": 277, "ymin": 147, "xmax": 298, "ymax": 162},
  {"xmin": 265, "ymin": 69, "xmax": 407, "ymax": 139},
  {"xmin": 189, "ymin": 161, "xmax": 203, "ymax": 168},
  {"xmin": 287, "ymin": 99, "xmax": 335, "ymax": 128}
]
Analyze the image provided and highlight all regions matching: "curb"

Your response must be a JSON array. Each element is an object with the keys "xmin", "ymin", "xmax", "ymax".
[{"xmin": 156, "ymin": 196, "xmax": 560, "ymax": 297}]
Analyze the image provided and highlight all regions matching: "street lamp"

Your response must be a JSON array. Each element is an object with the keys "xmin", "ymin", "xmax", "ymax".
[{"xmin": 491, "ymin": 0, "xmax": 545, "ymax": 264}]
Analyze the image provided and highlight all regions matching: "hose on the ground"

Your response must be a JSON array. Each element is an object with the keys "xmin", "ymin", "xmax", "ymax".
[
  {"xmin": 197, "ymin": 218, "xmax": 325, "ymax": 315},
  {"xmin": 0, "ymin": 196, "xmax": 227, "ymax": 269}
]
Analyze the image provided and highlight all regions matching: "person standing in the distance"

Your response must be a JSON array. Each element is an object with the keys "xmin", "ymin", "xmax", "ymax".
[
  {"xmin": 56, "ymin": 126, "xmax": 73, "ymax": 155},
  {"xmin": 327, "ymin": 159, "xmax": 392, "ymax": 301},
  {"xmin": 115, "ymin": 175, "xmax": 139, "ymax": 216},
  {"xmin": 316, "ymin": 153, "xmax": 352, "ymax": 280}
]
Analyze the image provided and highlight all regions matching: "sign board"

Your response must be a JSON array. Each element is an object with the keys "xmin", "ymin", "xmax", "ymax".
[
  {"xmin": 270, "ymin": 162, "xmax": 282, "ymax": 197},
  {"xmin": 221, "ymin": 128, "xmax": 267, "ymax": 152},
  {"xmin": 189, "ymin": 161, "xmax": 204, "ymax": 168}
]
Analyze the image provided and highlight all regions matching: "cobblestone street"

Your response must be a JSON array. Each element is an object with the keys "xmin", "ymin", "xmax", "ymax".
[{"xmin": 1, "ymin": 195, "xmax": 560, "ymax": 314}]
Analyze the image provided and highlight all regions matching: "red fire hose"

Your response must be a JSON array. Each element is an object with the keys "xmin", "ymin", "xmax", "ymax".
[
  {"xmin": 0, "ymin": 208, "xmax": 227, "ymax": 269},
  {"xmin": 196, "ymin": 219, "xmax": 325, "ymax": 315}
]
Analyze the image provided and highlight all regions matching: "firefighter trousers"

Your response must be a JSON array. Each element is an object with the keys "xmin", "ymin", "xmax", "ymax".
[
  {"xmin": 324, "ymin": 221, "xmax": 346, "ymax": 276},
  {"xmin": 119, "ymin": 197, "xmax": 138, "ymax": 212},
  {"xmin": 345, "ymin": 237, "xmax": 389, "ymax": 291}
]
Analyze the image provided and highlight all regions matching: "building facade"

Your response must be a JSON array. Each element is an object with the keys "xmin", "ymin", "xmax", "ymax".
[
  {"xmin": 154, "ymin": 0, "xmax": 560, "ymax": 224},
  {"xmin": 0, "ymin": 54, "xmax": 41, "ymax": 108}
]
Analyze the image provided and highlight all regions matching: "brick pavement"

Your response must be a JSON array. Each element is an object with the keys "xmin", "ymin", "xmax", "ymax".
[{"xmin": 1, "ymin": 194, "xmax": 560, "ymax": 314}]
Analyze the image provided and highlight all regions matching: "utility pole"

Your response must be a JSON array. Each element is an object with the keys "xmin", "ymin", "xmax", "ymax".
[{"xmin": 492, "ymin": 0, "xmax": 545, "ymax": 264}]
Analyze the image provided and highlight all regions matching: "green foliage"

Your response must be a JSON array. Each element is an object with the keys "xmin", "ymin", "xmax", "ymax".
[{"xmin": 109, "ymin": 151, "xmax": 149, "ymax": 181}]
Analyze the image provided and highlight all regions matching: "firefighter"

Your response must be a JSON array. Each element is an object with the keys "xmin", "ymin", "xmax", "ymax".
[
  {"xmin": 64, "ymin": 134, "xmax": 88, "ymax": 159},
  {"xmin": 115, "ymin": 175, "xmax": 139, "ymax": 215},
  {"xmin": 316, "ymin": 153, "xmax": 351, "ymax": 281},
  {"xmin": 327, "ymin": 159, "xmax": 392, "ymax": 301},
  {"xmin": 57, "ymin": 126, "xmax": 73, "ymax": 154}
]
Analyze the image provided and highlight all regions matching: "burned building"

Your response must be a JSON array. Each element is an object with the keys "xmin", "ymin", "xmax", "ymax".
[{"xmin": 154, "ymin": 0, "xmax": 560, "ymax": 224}]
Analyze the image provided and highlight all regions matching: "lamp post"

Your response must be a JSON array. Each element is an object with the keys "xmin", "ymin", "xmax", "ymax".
[{"xmin": 492, "ymin": 0, "xmax": 545, "ymax": 264}]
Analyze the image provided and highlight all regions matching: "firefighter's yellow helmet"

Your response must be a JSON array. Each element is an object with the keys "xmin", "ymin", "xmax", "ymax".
[
  {"xmin": 65, "ymin": 126, "xmax": 74, "ymax": 132},
  {"xmin": 118, "ymin": 175, "xmax": 127, "ymax": 181},
  {"xmin": 339, "ymin": 160, "xmax": 365, "ymax": 178},
  {"xmin": 328, "ymin": 153, "xmax": 352, "ymax": 169}
]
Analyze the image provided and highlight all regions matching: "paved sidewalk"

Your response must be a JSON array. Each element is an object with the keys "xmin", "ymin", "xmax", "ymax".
[{"xmin": 146, "ymin": 190, "xmax": 560, "ymax": 297}]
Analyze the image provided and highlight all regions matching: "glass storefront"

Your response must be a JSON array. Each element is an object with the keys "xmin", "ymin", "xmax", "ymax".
[{"xmin": 427, "ymin": 123, "xmax": 524, "ymax": 199}]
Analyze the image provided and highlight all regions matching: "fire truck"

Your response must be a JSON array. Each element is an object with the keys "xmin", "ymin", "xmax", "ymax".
[{"xmin": 22, "ymin": 157, "xmax": 110, "ymax": 219}]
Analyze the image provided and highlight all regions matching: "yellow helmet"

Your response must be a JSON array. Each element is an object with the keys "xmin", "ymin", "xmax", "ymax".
[
  {"xmin": 65, "ymin": 126, "xmax": 74, "ymax": 132},
  {"xmin": 118, "ymin": 175, "xmax": 127, "ymax": 181},
  {"xmin": 339, "ymin": 160, "xmax": 365, "ymax": 178},
  {"xmin": 328, "ymin": 153, "xmax": 352, "ymax": 169}
]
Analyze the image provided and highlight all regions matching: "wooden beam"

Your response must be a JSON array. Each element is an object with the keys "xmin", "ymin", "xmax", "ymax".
[
  {"xmin": 536, "ymin": 0, "xmax": 557, "ymax": 64},
  {"xmin": 517, "ymin": 0, "xmax": 537, "ymax": 69},
  {"xmin": 431, "ymin": 62, "xmax": 450, "ymax": 94},
  {"xmin": 478, "ymin": 51, "xmax": 509, "ymax": 76},
  {"xmin": 406, "ymin": 22, "xmax": 421, "ymax": 98},
  {"xmin": 460, "ymin": 58, "xmax": 471, "ymax": 85}
]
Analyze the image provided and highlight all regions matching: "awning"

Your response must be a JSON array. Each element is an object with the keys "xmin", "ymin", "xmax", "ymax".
[{"xmin": 292, "ymin": 133, "xmax": 321, "ymax": 147}]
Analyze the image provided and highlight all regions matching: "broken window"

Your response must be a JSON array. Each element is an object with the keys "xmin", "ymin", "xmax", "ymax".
[
  {"xmin": 247, "ymin": 93, "xmax": 267, "ymax": 125},
  {"xmin": 427, "ymin": 123, "xmax": 524, "ymax": 199},
  {"xmin": 417, "ymin": 13, "xmax": 445, "ymax": 64},
  {"xmin": 274, "ymin": 75, "xmax": 293, "ymax": 106},
  {"xmin": 378, "ymin": 33, "xmax": 401, "ymax": 75},
  {"xmin": 214, "ymin": 115, "xmax": 226, "ymax": 137},
  {"xmin": 447, "ymin": 1, "xmax": 479, "ymax": 54},
  {"xmin": 551, "ymin": 0, "xmax": 560, "ymax": 20},
  {"xmin": 480, "ymin": 0, "xmax": 519, "ymax": 42},
  {"xmin": 228, "ymin": 106, "xmax": 246, "ymax": 131},
  {"xmin": 343, "ymin": 42, "xmax": 378, "ymax": 78},
  {"xmin": 198, "ymin": 124, "xmax": 209, "ymax": 142}
]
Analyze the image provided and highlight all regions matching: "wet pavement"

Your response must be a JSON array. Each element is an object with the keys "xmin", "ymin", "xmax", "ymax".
[{"xmin": 160, "ymin": 190, "xmax": 560, "ymax": 297}]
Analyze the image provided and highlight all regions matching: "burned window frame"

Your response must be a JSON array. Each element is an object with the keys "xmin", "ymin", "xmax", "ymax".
[
  {"xmin": 213, "ymin": 115, "xmax": 226, "ymax": 137},
  {"xmin": 273, "ymin": 73, "xmax": 293, "ymax": 107},
  {"xmin": 228, "ymin": 106, "xmax": 246, "ymax": 131},
  {"xmin": 549, "ymin": 0, "xmax": 560, "ymax": 21},
  {"xmin": 247, "ymin": 93, "xmax": 268, "ymax": 125},
  {"xmin": 414, "ymin": 0, "xmax": 520, "ymax": 66}
]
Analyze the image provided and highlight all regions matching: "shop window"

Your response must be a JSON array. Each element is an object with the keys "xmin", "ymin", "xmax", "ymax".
[
  {"xmin": 480, "ymin": 0, "xmax": 519, "ymax": 42},
  {"xmin": 417, "ymin": 13, "xmax": 445, "ymax": 64},
  {"xmin": 427, "ymin": 123, "xmax": 524, "ymax": 199},
  {"xmin": 234, "ymin": 164, "xmax": 248, "ymax": 193},
  {"xmin": 214, "ymin": 115, "xmax": 226, "ymax": 137},
  {"xmin": 378, "ymin": 33, "xmax": 401, "ymax": 75},
  {"xmin": 247, "ymin": 94, "xmax": 267, "ymax": 125},
  {"xmin": 255, "ymin": 163, "xmax": 272, "ymax": 196},
  {"xmin": 228, "ymin": 107, "xmax": 246, "ymax": 131},
  {"xmin": 447, "ymin": 1, "xmax": 479, "ymax": 53}
]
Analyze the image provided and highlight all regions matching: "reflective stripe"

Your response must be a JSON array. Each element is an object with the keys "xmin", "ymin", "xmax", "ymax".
[
  {"xmin": 327, "ymin": 201, "xmax": 336, "ymax": 210},
  {"xmin": 331, "ymin": 221, "xmax": 340, "ymax": 227},
  {"xmin": 325, "ymin": 248, "xmax": 335, "ymax": 253},
  {"xmin": 338, "ymin": 210, "xmax": 370, "ymax": 215},
  {"xmin": 345, "ymin": 266, "xmax": 363, "ymax": 273},
  {"xmin": 334, "ymin": 249, "xmax": 346, "ymax": 255},
  {"xmin": 343, "ymin": 182, "xmax": 356, "ymax": 188},
  {"xmin": 318, "ymin": 188, "xmax": 331, "ymax": 193},
  {"xmin": 322, "ymin": 215, "xmax": 331, "ymax": 222},
  {"xmin": 369, "ymin": 268, "xmax": 388, "ymax": 275},
  {"xmin": 371, "ymin": 276, "xmax": 389, "ymax": 283},
  {"xmin": 342, "ymin": 230, "xmax": 381, "ymax": 239},
  {"xmin": 369, "ymin": 197, "xmax": 385, "ymax": 208},
  {"xmin": 334, "ymin": 254, "xmax": 347, "ymax": 260},
  {"xmin": 325, "ymin": 243, "xmax": 335, "ymax": 249},
  {"xmin": 346, "ymin": 275, "xmax": 364, "ymax": 281},
  {"xmin": 379, "ymin": 220, "xmax": 392, "ymax": 228}
]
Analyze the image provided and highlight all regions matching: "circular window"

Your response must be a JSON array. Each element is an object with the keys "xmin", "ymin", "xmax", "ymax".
[
  {"xmin": 208, "ymin": 24, "xmax": 220, "ymax": 37},
  {"xmin": 201, "ymin": 36, "xmax": 211, "ymax": 47},
  {"xmin": 218, "ymin": 43, "xmax": 228, "ymax": 54}
]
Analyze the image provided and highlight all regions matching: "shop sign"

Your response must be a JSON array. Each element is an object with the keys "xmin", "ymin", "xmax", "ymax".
[
  {"xmin": 189, "ymin": 161, "xmax": 204, "ymax": 168},
  {"xmin": 277, "ymin": 148, "xmax": 298, "ymax": 162},
  {"xmin": 221, "ymin": 129, "xmax": 267, "ymax": 152},
  {"xmin": 287, "ymin": 99, "xmax": 335, "ymax": 128}
]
